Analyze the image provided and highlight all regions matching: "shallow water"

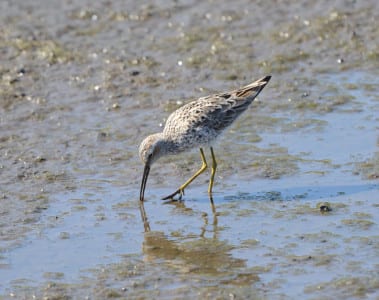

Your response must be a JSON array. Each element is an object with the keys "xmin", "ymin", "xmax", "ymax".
[{"xmin": 1, "ymin": 0, "xmax": 379, "ymax": 299}]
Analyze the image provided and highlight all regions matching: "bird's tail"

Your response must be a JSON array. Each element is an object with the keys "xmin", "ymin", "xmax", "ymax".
[{"xmin": 235, "ymin": 75, "xmax": 271, "ymax": 99}]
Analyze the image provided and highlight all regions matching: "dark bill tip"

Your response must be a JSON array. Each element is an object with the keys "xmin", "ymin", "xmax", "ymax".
[
  {"xmin": 140, "ymin": 164, "xmax": 150, "ymax": 201},
  {"xmin": 263, "ymin": 75, "xmax": 271, "ymax": 82}
]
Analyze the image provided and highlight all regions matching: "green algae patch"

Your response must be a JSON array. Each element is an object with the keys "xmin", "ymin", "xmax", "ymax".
[
  {"xmin": 341, "ymin": 219, "xmax": 375, "ymax": 230},
  {"xmin": 286, "ymin": 254, "xmax": 334, "ymax": 267},
  {"xmin": 250, "ymin": 154, "xmax": 300, "ymax": 179},
  {"xmin": 355, "ymin": 153, "xmax": 379, "ymax": 180},
  {"xmin": 8, "ymin": 39, "xmax": 78, "ymax": 64},
  {"xmin": 305, "ymin": 276, "xmax": 379, "ymax": 298}
]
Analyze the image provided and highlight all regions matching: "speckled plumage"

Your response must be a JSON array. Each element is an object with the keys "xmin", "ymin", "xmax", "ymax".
[{"xmin": 139, "ymin": 76, "xmax": 271, "ymax": 202}]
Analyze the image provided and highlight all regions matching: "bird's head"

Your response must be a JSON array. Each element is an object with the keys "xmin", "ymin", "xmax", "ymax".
[{"xmin": 139, "ymin": 133, "xmax": 165, "ymax": 166}]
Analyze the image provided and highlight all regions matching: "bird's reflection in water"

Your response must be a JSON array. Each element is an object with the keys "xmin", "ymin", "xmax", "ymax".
[
  {"xmin": 139, "ymin": 198, "xmax": 217, "ymax": 234},
  {"xmin": 139, "ymin": 200, "xmax": 150, "ymax": 232},
  {"xmin": 137, "ymin": 200, "xmax": 254, "ymax": 283}
]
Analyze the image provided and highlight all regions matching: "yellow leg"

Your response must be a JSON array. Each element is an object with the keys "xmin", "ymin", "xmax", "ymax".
[
  {"xmin": 208, "ymin": 147, "xmax": 217, "ymax": 197},
  {"xmin": 178, "ymin": 148, "xmax": 208, "ymax": 192},
  {"xmin": 162, "ymin": 148, "xmax": 208, "ymax": 200}
]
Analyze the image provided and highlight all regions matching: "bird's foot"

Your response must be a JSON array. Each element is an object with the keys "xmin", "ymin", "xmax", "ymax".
[{"xmin": 162, "ymin": 188, "xmax": 185, "ymax": 201}]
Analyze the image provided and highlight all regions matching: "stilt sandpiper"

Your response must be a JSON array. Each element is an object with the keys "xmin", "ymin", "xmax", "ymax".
[{"xmin": 139, "ymin": 75, "xmax": 271, "ymax": 202}]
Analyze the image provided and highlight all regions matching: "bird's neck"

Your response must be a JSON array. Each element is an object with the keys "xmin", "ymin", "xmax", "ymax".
[{"xmin": 157, "ymin": 133, "xmax": 180, "ymax": 155}]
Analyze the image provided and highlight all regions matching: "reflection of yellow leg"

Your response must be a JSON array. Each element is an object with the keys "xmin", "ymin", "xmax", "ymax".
[
  {"xmin": 208, "ymin": 147, "xmax": 217, "ymax": 197},
  {"xmin": 162, "ymin": 148, "xmax": 208, "ymax": 200}
]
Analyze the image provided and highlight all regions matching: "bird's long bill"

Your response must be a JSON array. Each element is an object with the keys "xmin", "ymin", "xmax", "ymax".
[{"xmin": 140, "ymin": 164, "xmax": 150, "ymax": 201}]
